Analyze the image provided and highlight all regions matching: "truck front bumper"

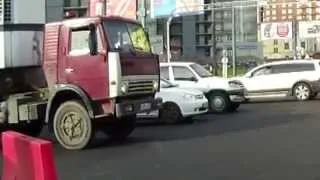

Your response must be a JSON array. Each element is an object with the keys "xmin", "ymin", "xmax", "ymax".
[
  {"xmin": 115, "ymin": 97, "xmax": 162, "ymax": 118},
  {"xmin": 227, "ymin": 89, "xmax": 246, "ymax": 103}
]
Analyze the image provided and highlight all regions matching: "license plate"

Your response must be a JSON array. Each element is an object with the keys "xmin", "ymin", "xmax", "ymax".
[{"xmin": 140, "ymin": 103, "xmax": 151, "ymax": 111}]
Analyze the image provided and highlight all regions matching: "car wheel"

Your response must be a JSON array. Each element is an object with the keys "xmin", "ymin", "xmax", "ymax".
[
  {"xmin": 102, "ymin": 116, "xmax": 136, "ymax": 141},
  {"xmin": 228, "ymin": 103, "xmax": 240, "ymax": 112},
  {"xmin": 159, "ymin": 103, "xmax": 182, "ymax": 124},
  {"xmin": 293, "ymin": 82, "xmax": 311, "ymax": 101},
  {"xmin": 53, "ymin": 100, "xmax": 94, "ymax": 150},
  {"xmin": 209, "ymin": 91, "xmax": 231, "ymax": 113}
]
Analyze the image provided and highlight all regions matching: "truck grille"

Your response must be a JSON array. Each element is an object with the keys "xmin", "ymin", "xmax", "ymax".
[{"xmin": 128, "ymin": 81, "xmax": 154, "ymax": 94}]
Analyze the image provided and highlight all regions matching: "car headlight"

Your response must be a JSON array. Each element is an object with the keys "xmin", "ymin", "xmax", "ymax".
[
  {"xmin": 228, "ymin": 80, "xmax": 243, "ymax": 88},
  {"xmin": 120, "ymin": 82, "xmax": 129, "ymax": 94},
  {"xmin": 183, "ymin": 94, "xmax": 196, "ymax": 100},
  {"xmin": 153, "ymin": 80, "xmax": 159, "ymax": 91}
]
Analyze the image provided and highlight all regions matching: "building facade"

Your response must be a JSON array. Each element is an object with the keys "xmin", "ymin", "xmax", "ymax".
[
  {"xmin": 149, "ymin": 0, "xmax": 259, "ymax": 63},
  {"xmin": 259, "ymin": 0, "xmax": 320, "ymax": 60}
]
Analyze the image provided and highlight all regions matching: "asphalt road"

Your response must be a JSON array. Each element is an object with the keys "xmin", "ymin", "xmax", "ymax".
[{"xmin": 2, "ymin": 99, "xmax": 320, "ymax": 180}]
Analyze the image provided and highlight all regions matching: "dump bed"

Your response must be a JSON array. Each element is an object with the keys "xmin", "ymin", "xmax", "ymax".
[{"xmin": 0, "ymin": 0, "xmax": 46, "ymax": 69}]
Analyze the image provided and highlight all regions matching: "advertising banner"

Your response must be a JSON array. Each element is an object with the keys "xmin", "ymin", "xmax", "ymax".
[
  {"xmin": 88, "ymin": 0, "xmax": 137, "ymax": 20},
  {"xmin": 299, "ymin": 20, "xmax": 320, "ymax": 38},
  {"xmin": 260, "ymin": 22, "xmax": 293, "ymax": 41},
  {"xmin": 150, "ymin": 0, "xmax": 204, "ymax": 18},
  {"xmin": 106, "ymin": 0, "xmax": 137, "ymax": 20}
]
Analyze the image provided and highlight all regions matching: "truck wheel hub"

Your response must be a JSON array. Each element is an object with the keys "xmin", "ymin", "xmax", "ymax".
[{"xmin": 61, "ymin": 112, "xmax": 84, "ymax": 142}]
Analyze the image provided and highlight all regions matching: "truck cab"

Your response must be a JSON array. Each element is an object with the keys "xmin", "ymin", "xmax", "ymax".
[{"xmin": 40, "ymin": 16, "xmax": 162, "ymax": 149}]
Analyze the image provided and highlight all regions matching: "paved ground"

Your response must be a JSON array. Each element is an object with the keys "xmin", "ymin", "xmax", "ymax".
[{"xmin": 2, "ymin": 99, "xmax": 320, "ymax": 180}]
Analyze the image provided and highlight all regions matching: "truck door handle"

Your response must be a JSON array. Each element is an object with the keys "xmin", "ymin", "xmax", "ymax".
[{"xmin": 65, "ymin": 68, "xmax": 74, "ymax": 73}]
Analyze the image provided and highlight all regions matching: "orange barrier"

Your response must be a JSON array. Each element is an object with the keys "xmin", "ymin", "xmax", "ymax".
[{"xmin": 1, "ymin": 131, "xmax": 58, "ymax": 180}]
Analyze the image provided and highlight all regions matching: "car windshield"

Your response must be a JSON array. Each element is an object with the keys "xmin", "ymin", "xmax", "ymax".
[
  {"xmin": 103, "ymin": 20, "xmax": 151, "ymax": 53},
  {"xmin": 190, "ymin": 63, "xmax": 212, "ymax": 78},
  {"xmin": 160, "ymin": 78, "xmax": 178, "ymax": 88}
]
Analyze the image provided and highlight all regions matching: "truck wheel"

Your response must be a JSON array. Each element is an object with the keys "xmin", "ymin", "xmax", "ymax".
[
  {"xmin": 103, "ymin": 116, "xmax": 136, "ymax": 141},
  {"xmin": 208, "ymin": 91, "xmax": 231, "ymax": 113},
  {"xmin": 159, "ymin": 103, "xmax": 182, "ymax": 124},
  {"xmin": 53, "ymin": 100, "xmax": 94, "ymax": 150}
]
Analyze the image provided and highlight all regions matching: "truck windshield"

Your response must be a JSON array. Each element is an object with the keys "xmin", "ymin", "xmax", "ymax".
[
  {"xmin": 103, "ymin": 20, "xmax": 151, "ymax": 53},
  {"xmin": 190, "ymin": 64, "xmax": 213, "ymax": 78}
]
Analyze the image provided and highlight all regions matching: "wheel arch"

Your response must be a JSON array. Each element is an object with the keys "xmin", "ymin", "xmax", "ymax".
[
  {"xmin": 45, "ymin": 84, "xmax": 94, "ymax": 126},
  {"xmin": 291, "ymin": 80, "xmax": 312, "ymax": 96},
  {"xmin": 160, "ymin": 101, "xmax": 182, "ymax": 115}
]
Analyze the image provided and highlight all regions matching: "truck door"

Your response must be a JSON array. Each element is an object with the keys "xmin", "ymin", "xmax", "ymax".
[{"xmin": 63, "ymin": 24, "xmax": 108, "ymax": 99}]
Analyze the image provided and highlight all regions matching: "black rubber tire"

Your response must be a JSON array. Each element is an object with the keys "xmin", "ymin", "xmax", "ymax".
[
  {"xmin": 293, "ymin": 82, "xmax": 312, "ymax": 101},
  {"xmin": 103, "ymin": 116, "xmax": 136, "ymax": 141},
  {"xmin": 228, "ymin": 103, "xmax": 240, "ymax": 112},
  {"xmin": 53, "ymin": 100, "xmax": 94, "ymax": 150},
  {"xmin": 159, "ymin": 103, "xmax": 182, "ymax": 124},
  {"xmin": 208, "ymin": 91, "xmax": 231, "ymax": 113}
]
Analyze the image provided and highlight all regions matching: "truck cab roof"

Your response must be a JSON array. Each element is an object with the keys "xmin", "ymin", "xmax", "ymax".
[{"xmin": 46, "ymin": 16, "xmax": 140, "ymax": 29}]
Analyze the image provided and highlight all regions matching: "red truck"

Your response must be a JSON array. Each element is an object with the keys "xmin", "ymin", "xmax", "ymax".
[{"xmin": 0, "ymin": 0, "xmax": 161, "ymax": 150}]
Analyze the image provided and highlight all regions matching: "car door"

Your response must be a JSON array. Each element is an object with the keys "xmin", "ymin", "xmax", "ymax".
[
  {"xmin": 63, "ymin": 24, "xmax": 108, "ymax": 100},
  {"xmin": 171, "ymin": 65, "xmax": 198, "ymax": 89},
  {"xmin": 242, "ymin": 65, "xmax": 278, "ymax": 95}
]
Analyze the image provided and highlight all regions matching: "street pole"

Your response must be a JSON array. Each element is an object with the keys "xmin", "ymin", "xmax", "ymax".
[
  {"xmin": 102, "ymin": 0, "xmax": 107, "ymax": 16},
  {"xmin": 140, "ymin": 0, "xmax": 146, "ymax": 28},
  {"xmin": 211, "ymin": 0, "xmax": 217, "ymax": 76},
  {"xmin": 166, "ymin": 16, "xmax": 173, "ymax": 62},
  {"xmin": 232, "ymin": 7, "xmax": 236, "ymax": 76}
]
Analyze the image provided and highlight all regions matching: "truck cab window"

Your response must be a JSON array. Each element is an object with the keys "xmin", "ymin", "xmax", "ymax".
[
  {"xmin": 103, "ymin": 20, "xmax": 151, "ymax": 54},
  {"xmin": 69, "ymin": 29, "xmax": 91, "ymax": 56}
]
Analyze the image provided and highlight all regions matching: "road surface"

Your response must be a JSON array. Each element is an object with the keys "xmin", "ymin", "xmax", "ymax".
[{"xmin": 2, "ymin": 100, "xmax": 320, "ymax": 180}]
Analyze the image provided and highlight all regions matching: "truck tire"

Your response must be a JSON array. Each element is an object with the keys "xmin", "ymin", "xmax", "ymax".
[
  {"xmin": 103, "ymin": 116, "xmax": 136, "ymax": 141},
  {"xmin": 53, "ymin": 100, "xmax": 94, "ymax": 150},
  {"xmin": 159, "ymin": 102, "xmax": 183, "ymax": 124},
  {"xmin": 208, "ymin": 91, "xmax": 231, "ymax": 113}
]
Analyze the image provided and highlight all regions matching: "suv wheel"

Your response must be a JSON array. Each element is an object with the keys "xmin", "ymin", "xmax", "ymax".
[
  {"xmin": 209, "ymin": 91, "xmax": 231, "ymax": 113},
  {"xmin": 293, "ymin": 82, "xmax": 311, "ymax": 101}
]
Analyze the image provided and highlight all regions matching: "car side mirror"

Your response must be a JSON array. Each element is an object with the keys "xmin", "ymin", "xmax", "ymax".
[{"xmin": 190, "ymin": 77, "xmax": 198, "ymax": 82}]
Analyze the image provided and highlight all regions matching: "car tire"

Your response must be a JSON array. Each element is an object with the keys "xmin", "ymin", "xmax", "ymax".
[
  {"xmin": 53, "ymin": 100, "xmax": 94, "ymax": 150},
  {"xmin": 208, "ymin": 91, "xmax": 231, "ymax": 113},
  {"xmin": 102, "ymin": 116, "xmax": 136, "ymax": 142},
  {"xmin": 159, "ymin": 103, "xmax": 182, "ymax": 124},
  {"xmin": 293, "ymin": 82, "xmax": 312, "ymax": 101},
  {"xmin": 228, "ymin": 103, "xmax": 240, "ymax": 112}
]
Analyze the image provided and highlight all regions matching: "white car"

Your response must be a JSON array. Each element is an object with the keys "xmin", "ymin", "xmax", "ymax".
[
  {"xmin": 232, "ymin": 60, "xmax": 320, "ymax": 101},
  {"xmin": 138, "ymin": 78, "xmax": 208, "ymax": 124},
  {"xmin": 160, "ymin": 62, "xmax": 245, "ymax": 113}
]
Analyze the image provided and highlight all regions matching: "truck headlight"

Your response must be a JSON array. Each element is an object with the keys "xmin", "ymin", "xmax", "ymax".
[
  {"xmin": 153, "ymin": 80, "xmax": 159, "ymax": 91},
  {"xmin": 120, "ymin": 82, "xmax": 129, "ymax": 94}
]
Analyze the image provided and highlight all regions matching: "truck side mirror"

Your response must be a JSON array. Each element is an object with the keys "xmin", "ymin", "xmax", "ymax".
[{"xmin": 88, "ymin": 24, "xmax": 98, "ymax": 56}]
